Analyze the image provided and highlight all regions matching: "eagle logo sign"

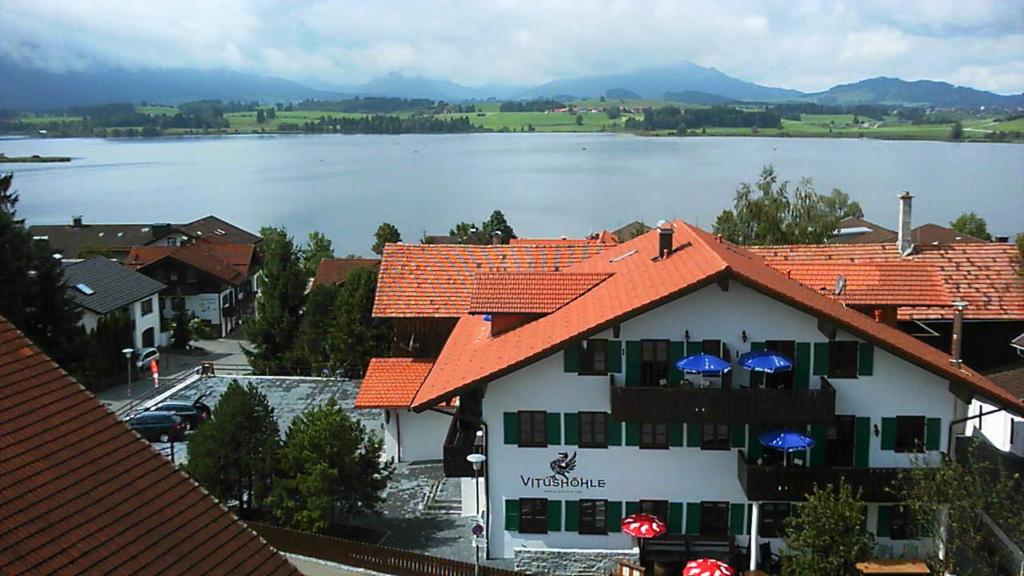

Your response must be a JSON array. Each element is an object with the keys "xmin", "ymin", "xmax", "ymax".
[{"xmin": 550, "ymin": 451, "xmax": 577, "ymax": 480}]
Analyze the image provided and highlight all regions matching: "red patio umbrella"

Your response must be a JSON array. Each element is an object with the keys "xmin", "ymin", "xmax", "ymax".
[
  {"xmin": 682, "ymin": 558, "xmax": 734, "ymax": 576},
  {"xmin": 621, "ymin": 513, "xmax": 667, "ymax": 538}
]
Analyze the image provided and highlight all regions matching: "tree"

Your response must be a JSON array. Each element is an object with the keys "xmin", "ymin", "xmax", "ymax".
[
  {"xmin": 185, "ymin": 380, "xmax": 280, "ymax": 515},
  {"xmin": 949, "ymin": 212, "xmax": 992, "ymax": 241},
  {"xmin": 245, "ymin": 227, "xmax": 307, "ymax": 374},
  {"xmin": 302, "ymin": 231, "xmax": 334, "ymax": 278},
  {"xmin": 575, "ymin": 114, "xmax": 583, "ymax": 126},
  {"xmin": 372, "ymin": 222, "xmax": 401, "ymax": 255},
  {"xmin": 898, "ymin": 441, "xmax": 1024, "ymax": 575},
  {"xmin": 449, "ymin": 221, "xmax": 479, "ymax": 244},
  {"xmin": 482, "ymin": 209, "xmax": 516, "ymax": 244},
  {"xmin": 950, "ymin": 120, "xmax": 964, "ymax": 140},
  {"xmin": 171, "ymin": 300, "xmax": 192, "ymax": 349},
  {"xmin": 1016, "ymin": 233, "xmax": 1023, "ymax": 275},
  {"xmin": 328, "ymin": 266, "xmax": 391, "ymax": 376},
  {"xmin": 256, "ymin": 109, "xmax": 266, "ymax": 124},
  {"xmin": 713, "ymin": 165, "xmax": 860, "ymax": 245},
  {"xmin": 269, "ymin": 398, "xmax": 393, "ymax": 532},
  {"xmin": 292, "ymin": 284, "xmax": 338, "ymax": 373},
  {"xmin": 783, "ymin": 480, "xmax": 874, "ymax": 576}
]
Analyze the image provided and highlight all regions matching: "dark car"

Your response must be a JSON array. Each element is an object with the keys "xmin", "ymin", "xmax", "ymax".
[
  {"xmin": 128, "ymin": 411, "xmax": 186, "ymax": 443},
  {"xmin": 148, "ymin": 401, "xmax": 208, "ymax": 430}
]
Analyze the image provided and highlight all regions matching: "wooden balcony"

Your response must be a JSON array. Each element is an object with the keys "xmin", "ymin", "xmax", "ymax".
[
  {"xmin": 609, "ymin": 378, "xmax": 836, "ymax": 426},
  {"xmin": 736, "ymin": 450, "xmax": 903, "ymax": 502},
  {"xmin": 443, "ymin": 418, "xmax": 482, "ymax": 478}
]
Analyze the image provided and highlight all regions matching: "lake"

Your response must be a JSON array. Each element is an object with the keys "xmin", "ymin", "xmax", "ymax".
[{"xmin": 2, "ymin": 134, "xmax": 1021, "ymax": 255}]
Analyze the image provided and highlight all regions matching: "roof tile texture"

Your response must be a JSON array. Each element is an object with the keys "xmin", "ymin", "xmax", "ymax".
[
  {"xmin": 0, "ymin": 316, "xmax": 298, "ymax": 576},
  {"xmin": 469, "ymin": 271, "xmax": 611, "ymax": 314},
  {"xmin": 355, "ymin": 358, "xmax": 435, "ymax": 408},
  {"xmin": 126, "ymin": 241, "xmax": 256, "ymax": 285},
  {"xmin": 63, "ymin": 256, "xmax": 166, "ymax": 314},
  {"xmin": 776, "ymin": 261, "xmax": 949, "ymax": 307}
]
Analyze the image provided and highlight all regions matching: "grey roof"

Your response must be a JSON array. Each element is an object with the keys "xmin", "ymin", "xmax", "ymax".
[{"xmin": 63, "ymin": 257, "xmax": 166, "ymax": 314}]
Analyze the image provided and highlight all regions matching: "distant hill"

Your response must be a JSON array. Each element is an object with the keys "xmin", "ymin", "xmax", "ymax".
[
  {"xmin": 663, "ymin": 90, "xmax": 737, "ymax": 105},
  {"xmin": 604, "ymin": 88, "xmax": 641, "ymax": 100},
  {"xmin": 347, "ymin": 72, "xmax": 523, "ymax": 101},
  {"xmin": 809, "ymin": 77, "xmax": 1024, "ymax": 108},
  {"xmin": 520, "ymin": 62, "xmax": 803, "ymax": 102}
]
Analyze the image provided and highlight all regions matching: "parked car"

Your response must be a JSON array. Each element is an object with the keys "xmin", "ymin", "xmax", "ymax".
[
  {"xmin": 148, "ymin": 401, "xmax": 208, "ymax": 430},
  {"xmin": 134, "ymin": 347, "xmax": 160, "ymax": 369},
  {"xmin": 128, "ymin": 411, "xmax": 185, "ymax": 442}
]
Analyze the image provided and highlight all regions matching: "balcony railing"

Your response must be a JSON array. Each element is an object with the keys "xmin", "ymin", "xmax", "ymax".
[
  {"xmin": 610, "ymin": 377, "xmax": 836, "ymax": 425},
  {"xmin": 736, "ymin": 450, "xmax": 903, "ymax": 502},
  {"xmin": 443, "ymin": 418, "xmax": 482, "ymax": 478}
]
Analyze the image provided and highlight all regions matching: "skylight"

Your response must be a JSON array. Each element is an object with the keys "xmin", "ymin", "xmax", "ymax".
[
  {"xmin": 214, "ymin": 228, "xmax": 227, "ymax": 235},
  {"xmin": 74, "ymin": 283, "xmax": 95, "ymax": 295}
]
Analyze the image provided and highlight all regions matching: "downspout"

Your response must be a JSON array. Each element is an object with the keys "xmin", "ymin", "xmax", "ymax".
[
  {"xmin": 947, "ymin": 406, "xmax": 1006, "ymax": 456},
  {"xmin": 395, "ymin": 410, "xmax": 402, "ymax": 463}
]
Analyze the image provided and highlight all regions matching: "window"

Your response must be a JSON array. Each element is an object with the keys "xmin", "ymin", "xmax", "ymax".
[
  {"xmin": 828, "ymin": 341, "xmax": 859, "ymax": 378},
  {"xmin": 641, "ymin": 340, "xmax": 670, "ymax": 386},
  {"xmin": 166, "ymin": 237, "xmax": 178, "ymax": 246},
  {"xmin": 890, "ymin": 505, "xmax": 918, "ymax": 540},
  {"xmin": 765, "ymin": 340, "xmax": 795, "ymax": 388},
  {"xmin": 760, "ymin": 503, "xmax": 792, "ymax": 538},
  {"xmin": 895, "ymin": 416, "xmax": 926, "ymax": 453},
  {"xmin": 169, "ymin": 269, "xmax": 178, "ymax": 282},
  {"xmin": 579, "ymin": 412, "xmax": 608, "ymax": 448},
  {"xmin": 518, "ymin": 411, "xmax": 547, "ymax": 447},
  {"xmin": 640, "ymin": 422, "xmax": 669, "ymax": 449},
  {"xmin": 185, "ymin": 268, "xmax": 197, "ymax": 283},
  {"xmin": 701, "ymin": 501, "xmax": 730, "ymax": 536},
  {"xmin": 519, "ymin": 498, "xmax": 548, "ymax": 534},
  {"xmin": 580, "ymin": 339, "xmax": 608, "ymax": 375},
  {"xmin": 579, "ymin": 499, "xmax": 608, "ymax": 534},
  {"xmin": 140, "ymin": 298, "xmax": 153, "ymax": 316},
  {"xmin": 640, "ymin": 500, "xmax": 669, "ymax": 523},
  {"xmin": 701, "ymin": 423, "xmax": 730, "ymax": 451}
]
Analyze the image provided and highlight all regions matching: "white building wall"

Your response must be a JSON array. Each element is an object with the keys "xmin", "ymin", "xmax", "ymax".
[
  {"xmin": 186, "ymin": 293, "xmax": 222, "ymax": 326},
  {"xmin": 131, "ymin": 295, "xmax": 162, "ymax": 349},
  {"xmin": 479, "ymin": 282, "xmax": 961, "ymax": 559},
  {"xmin": 966, "ymin": 399, "xmax": 1024, "ymax": 456},
  {"xmin": 80, "ymin": 310, "xmax": 100, "ymax": 333},
  {"xmin": 380, "ymin": 409, "xmax": 450, "ymax": 463}
]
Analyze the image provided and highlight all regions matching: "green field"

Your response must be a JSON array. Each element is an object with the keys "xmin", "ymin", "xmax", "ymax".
[
  {"xmin": 223, "ymin": 110, "xmax": 370, "ymax": 131},
  {"xmin": 988, "ymin": 117, "xmax": 1024, "ymax": 132},
  {"xmin": 439, "ymin": 110, "xmax": 634, "ymax": 132},
  {"xmin": 136, "ymin": 105, "xmax": 178, "ymax": 116}
]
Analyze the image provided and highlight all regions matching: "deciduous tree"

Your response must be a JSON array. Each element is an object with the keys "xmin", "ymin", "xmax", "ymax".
[
  {"xmin": 372, "ymin": 222, "xmax": 401, "ymax": 255},
  {"xmin": 949, "ymin": 212, "xmax": 992, "ymax": 241},
  {"xmin": 783, "ymin": 480, "xmax": 873, "ymax": 576}
]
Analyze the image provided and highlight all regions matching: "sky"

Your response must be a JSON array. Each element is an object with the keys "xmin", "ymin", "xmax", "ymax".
[{"xmin": 2, "ymin": 0, "xmax": 1022, "ymax": 94}]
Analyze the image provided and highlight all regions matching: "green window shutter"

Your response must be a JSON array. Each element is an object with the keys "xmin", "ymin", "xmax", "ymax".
[
  {"xmin": 564, "ymin": 342, "xmax": 581, "ymax": 373},
  {"xmin": 686, "ymin": 423, "xmax": 702, "ymax": 447},
  {"xmin": 503, "ymin": 412, "xmax": 518, "ymax": 445},
  {"xmin": 669, "ymin": 341, "xmax": 686, "ymax": 384},
  {"xmin": 926, "ymin": 417, "xmax": 941, "ymax": 451},
  {"xmin": 625, "ymin": 422, "xmax": 641, "ymax": 446},
  {"xmin": 881, "ymin": 417, "xmax": 897, "ymax": 451},
  {"xmin": 564, "ymin": 500, "xmax": 579, "ymax": 532},
  {"xmin": 547, "ymin": 412, "xmax": 561, "ymax": 445},
  {"xmin": 750, "ymin": 342, "xmax": 766, "ymax": 386},
  {"xmin": 730, "ymin": 425, "xmax": 746, "ymax": 449},
  {"xmin": 505, "ymin": 499, "xmax": 520, "ymax": 532},
  {"xmin": 563, "ymin": 413, "xmax": 579, "ymax": 446},
  {"xmin": 607, "ymin": 417, "xmax": 623, "ymax": 446},
  {"xmin": 809, "ymin": 425, "xmax": 827, "ymax": 466},
  {"xmin": 751, "ymin": 342, "xmax": 766, "ymax": 352},
  {"xmin": 625, "ymin": 501, "xmax": 640, "ymax": 516},
  {"xmin": 547, "ymin": 500, "xmax": 562, "ymax": 532},
  {"xmin": 858, "ymin": 342, "xmax": 874, "ymax": 376},
  {"xmin": 729, "ymin": 503, "xmax": 746, "ymax": 536},
  {"xmin": 685, "ymin": 503, "xmax": 701, "ymax": 535},
  {"xmin": 813, "ymin": 342, "xmax": 829, "ymax": 376},
  {"xmin": 876, "ymin": 505, "xmax": 892, "ymax": 538},
  {"xmin": 668, "ymin": 502, "xmax": 684, "ymax": 534},
  {"xmin": 607, "ymin": 340, "xmax": 622, "ymax": 373},
  {"xmin": 686, "ymin": 341, "xmax": 702, "ymax": 356},
  {"xmin": 607, "ymin": 501, "xmax": 623, "ymax": 532},
  {"xmin": 669, "ymin": 422, "xmax": 684, "ymax": 447},
  {"xmin": 625, "ymin": 341, "xmax": 641, "ymax": 386},
  {"xmin": 747, "ymin": 426, "xmax": 764, "ymax": 461},
  {"xmin": 795, "ymin": 342, "xmax": 811, "ymax": 389},
  {"xmin": 855, "ymin": 417, "xmax": 871, "ymax": 467}
]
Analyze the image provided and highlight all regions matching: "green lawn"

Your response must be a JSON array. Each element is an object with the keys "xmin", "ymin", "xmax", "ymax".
[
  {"xmin": 17, "ymin": 114, "xmax": 83, "ymax": 123},
  {"xmin": 223, "ymin": 110, "xmax": 370, "ymax": 131},
  {"xmin": 441, "ymin": 110, "xmax": 636, "ymax": 132},
  {"xmin": 990, "ymin": 117, "xmax": 1024, "ymax": 132},
  {"xmin": 136, "ymin": 105, "xmax": 178, "ymax": 116}
]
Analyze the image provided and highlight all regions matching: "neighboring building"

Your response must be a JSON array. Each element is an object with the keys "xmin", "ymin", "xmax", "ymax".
[
  {"xmin": 311, "ymin": 257, "xmax": 380, "ymax": 290},
  {"xmin": 126, "ymin": 241, "xmax": 258, "ymax": 338},
  {"xmin": 30, "ymin": 215, "xmax": 260, "ymax": 261},
  {"xmin": 63, "ymin": 256, "xmax": 166, "ymax": 349},
  {"xmin": 0, "ymin": 315, "xmax": 299, "ymax": 575},
  {"xmin": 830, "ymin": 216, "xmax": 987, "ymax": 245},
  {"xmin": 356, "ymin": 221, "xmax": 1023, "ymax": 568},
  {"xmin": 611, "ymin": 220, "xmax": 651, "ymax": 242}
]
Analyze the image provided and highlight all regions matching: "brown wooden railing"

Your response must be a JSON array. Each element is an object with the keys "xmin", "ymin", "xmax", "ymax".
[
  {"xmin": 249, "ymin": 522, "xmax": 524, "ymax": 576},
  {"xmin": 610, "ymin": 378, "xmax": 836, "ymax": 425},
  {"xmin": 443, "ymin": 418, "xmax": 482, "ymax": 478},
  {"xmin": 736, "ymin": 450, "xmax": 903, "ymax": 502}
]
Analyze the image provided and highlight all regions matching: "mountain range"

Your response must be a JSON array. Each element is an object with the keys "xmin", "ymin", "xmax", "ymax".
[{"xmin": 2, "ymin": 57, "xmax": 1021, "ymax": 111}]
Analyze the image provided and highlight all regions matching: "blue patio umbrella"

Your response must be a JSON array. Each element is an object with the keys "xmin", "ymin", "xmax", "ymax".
[
  {"xmin": 738, "ymin": 350, "xmax": 793, "ymax": 373},
  {"xmin": 675, "ymin": 353, "xmax": 731, "ymax": 375},
  {"xmin": 758, "ymin": 430, "xmax": 815, "ymax": 453}
]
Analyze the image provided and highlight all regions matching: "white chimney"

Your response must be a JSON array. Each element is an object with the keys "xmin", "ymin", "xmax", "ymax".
[{"xmin": 898, "ymin": 191, "xmax": 913, "ymax": 256}]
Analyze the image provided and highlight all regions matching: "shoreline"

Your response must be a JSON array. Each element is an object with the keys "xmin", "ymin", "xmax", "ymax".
[{"xmin": 0, "ymin": 154, "xmax": 72, "ymax": 163}]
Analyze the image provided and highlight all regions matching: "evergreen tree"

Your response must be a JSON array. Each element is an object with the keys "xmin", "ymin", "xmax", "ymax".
[
  {"xmin": 372, "ymin": 222, "xmax": 401, "ymax": 255},
  {"xmin": 245, "ymin": 227, "xmax": 307, "ymax": 374},
  {"xmin": 256, "ymin": 109, "xmax": 266, "ymax": 124},
  {"xmin": 171, "ymin": 300, "xmax": 192, "ymax": 349},
  {"xmin": 292, "ymin": 284, "xmax": 338, "ymax": 374},
  {"xmin": 302, "ymin": 231, "xmax": 334, "ymax": 278},
  {"xmin": 481, "ymin": 209, "xmax": 516, "ymax": 244},
  {"xmin": 950, "ymin": 120, "xmax": 964, "ymax": 140},
  {"xmin": 783, "ymin": 480, "xmax": 873, "ymax": 576},
  {"xmin": 269, "ymin": 398, "xmax": 393, "ymax": 532},
  {"xmin": 949, "ymin": 212, "xmax": 992, "ymax": 241},
  {"xmin": 328, "ymin": 266, "xmax": 391, "ymax": 376}
]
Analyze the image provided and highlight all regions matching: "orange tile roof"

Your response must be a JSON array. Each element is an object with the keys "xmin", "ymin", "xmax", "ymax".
[
  {"xmin": 469, "ymin": 272, "xmax": 612, "ymax": 314},
  {"xmin": 405, "ymin": 222, "xmax": 1023, "ymax": 417},
  {"xmin": 0, "ymin": 315, "xmax": 298, "ymax": 576},
  {"xmin": 775, "ymin": 261, "xmax": 949, "ymax": 307},
  {"xmin": 751, "ymin": 243, "xmax": 1024, "ymax": 321},
  {"xmin": 373, "ymin": 243, "xmax": 610, "ymax": 317},
  {"xmin": 509, "ymin": 232, "xmax": 619, "ymax": 246},
  {"xmin": 355, "ymin": 358, "xmax": 435, "ymax": 408},
  {"xmin": 312, "ymin": 258, "xmax": 380, "ymax": 289},
  {"xmin": 126, "ymin": 241, "xmax": 256, "ymax": 285}
]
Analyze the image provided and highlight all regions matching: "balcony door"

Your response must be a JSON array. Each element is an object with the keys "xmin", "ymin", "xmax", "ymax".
[
  {"xmin": 764, "ymin": 340, "xmax": 795, "ymax": 389},
  {"xmin": 700, "ymin": 501, "xmax": 729, "ymax": 537},
  {"xmin": 826, "ymin": 415, "xmax": 855, "ymax": 467}
]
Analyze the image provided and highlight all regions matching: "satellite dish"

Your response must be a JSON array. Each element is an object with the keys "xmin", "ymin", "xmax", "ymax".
[{"xmin": 834, "ymin": 274, "xmax": 846, "ymax": 296}]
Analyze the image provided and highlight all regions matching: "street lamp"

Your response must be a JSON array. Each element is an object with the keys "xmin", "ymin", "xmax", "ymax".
[
  {"xmin": 466, "ymin": 451, "xmax": 487, "ymax": 576},
  {"xmin": 122, "ymin": 348, "xmax": 134, "ymax": 400}
]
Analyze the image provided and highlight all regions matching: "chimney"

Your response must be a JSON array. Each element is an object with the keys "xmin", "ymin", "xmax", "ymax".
[
  {"xmin": 491, "ymin": 230, "xmax": 502, "ymax": 245},
  {"xmin": 950, "ymin": 301, "xmax": 967, "ymax": 367},
  {"xmin": 897, "ymin": 191, "xmax": 913, "ymax": 256},
  {"xmin": 72, "ymin": 215, "xmax": 83, "ymax": 227},
  {"xmin": 658, "ymin": 221, "xmax": 673, "ymax": 258}
]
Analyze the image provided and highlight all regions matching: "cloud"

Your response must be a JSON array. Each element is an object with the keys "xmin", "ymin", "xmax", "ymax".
[{"xmin": 1, "ymin": 0, "xmax": 1021, "ymax": 93}]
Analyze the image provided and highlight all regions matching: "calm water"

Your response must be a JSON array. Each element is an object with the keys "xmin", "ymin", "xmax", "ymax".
[{"xmin": 2, "ymin": 134, "xmax": 1021, "ymax": 255}]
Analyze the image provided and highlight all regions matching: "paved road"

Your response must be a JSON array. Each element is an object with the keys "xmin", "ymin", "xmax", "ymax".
[{"xmin": 286, "ymin": 555, "xmax": 382, "ymax": 576}]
